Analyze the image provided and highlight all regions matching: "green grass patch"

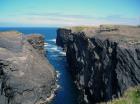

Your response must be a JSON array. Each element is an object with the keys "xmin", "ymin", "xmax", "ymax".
[{"xmin": 109, "ymin": 86, "xmax": 140, "ymax": 104}]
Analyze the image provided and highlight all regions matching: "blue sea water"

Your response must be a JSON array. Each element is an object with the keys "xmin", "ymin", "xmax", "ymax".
[{"xmin": 0, "ymin": 27, "xmax": 79, "ymax": 104}]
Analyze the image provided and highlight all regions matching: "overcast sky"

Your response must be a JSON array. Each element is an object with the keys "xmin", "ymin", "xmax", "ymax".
[{"xmin": 0, "ymin": 0, "xmax": 140, "ymax": 27}]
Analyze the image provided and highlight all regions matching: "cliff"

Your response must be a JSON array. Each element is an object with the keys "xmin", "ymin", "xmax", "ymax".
[
  {"xmin": 0, "ymin": 31, "xmax": 56, "ymax": 104},
  {"xmin": 26, "ymin": 35, "xmax": 44, "ymax": 55},
  {"xmin": 56, "ymin": 28, "xmax": 72, "ymax": 49},
  {"xmin": 56, "ymin": 26, "xmax": 140, "ymax": 103}
]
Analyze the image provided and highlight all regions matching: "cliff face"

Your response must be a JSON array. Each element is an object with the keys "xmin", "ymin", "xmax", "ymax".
[
  {"xmin": 56, "ymin": 27, "xmax": 140, "ymax": 103},
  {"xmin": 56, "ymin": 28, "xmax": 72, "ymax": 49},
  {"xmin": 0, "ymin": 31, "xmax": 56, "ymax": 104}
]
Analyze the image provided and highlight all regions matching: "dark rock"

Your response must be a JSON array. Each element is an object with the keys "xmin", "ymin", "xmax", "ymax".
[
  {"xmin": 56, "ymin": 28, "xmax": 72, "ymax": 50},
  {"xmin": 56, "ymin": 27, "xmax": 140, "ymax": 104}
]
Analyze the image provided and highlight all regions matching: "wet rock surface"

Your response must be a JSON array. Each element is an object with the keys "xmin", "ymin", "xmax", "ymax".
[
  {"xmin": 0, "ymin": 31, "xmax": 56, "ymax": 104},
  {"xmin": 56, "ymin": 26, "xmax": 140, "ymax": 103}
]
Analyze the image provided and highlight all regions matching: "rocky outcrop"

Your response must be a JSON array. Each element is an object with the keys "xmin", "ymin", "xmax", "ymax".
[
  {"xmin": 0, "ymin": 31, "xmax": 56, "ymax": 104},
  {"xmin": 56, "ymin": 27, "xmax": 140, "ymax": 103},
  {"xmin": 26, "ymin": 35, "xmax": 44, "ymax": 55},
  {"xmin": 56, "ymin": 28, "xmax": 71, "ymax": 49}
]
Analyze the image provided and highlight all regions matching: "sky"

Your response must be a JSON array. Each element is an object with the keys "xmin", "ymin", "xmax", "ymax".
[{"xmin": 0, "ymin": 0, "xmax": 140, "ymax": 27}]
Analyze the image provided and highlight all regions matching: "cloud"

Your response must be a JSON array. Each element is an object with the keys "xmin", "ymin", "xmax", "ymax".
[
  {"xmin": 29, "ymin": 12, "xmax": 95, "ymax": 19},
  {"xmin": 0, "ymin": 13, "xmax": 140, "ymax": 27}
]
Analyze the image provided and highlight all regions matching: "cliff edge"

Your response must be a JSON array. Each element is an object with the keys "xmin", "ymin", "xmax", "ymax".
[
  {"xmin": 0, "ymin": 31, "xmax": 56, "ymax": 104},
  {"xmin": 56, "ymin": 25, "xmax": 140, "ymax": 103}
]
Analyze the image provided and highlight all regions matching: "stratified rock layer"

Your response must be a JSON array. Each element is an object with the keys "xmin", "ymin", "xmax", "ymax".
[
  {"xmin": 56, "ymin": 26, "xmax": 140, "ymax": 103},
  {"xmin": 0, "ymin": 31, "xmax": 56, "ymax": 104},
  {"xmin": 56, "ymin": 28, "xmax": 71, "ymax": 48}
]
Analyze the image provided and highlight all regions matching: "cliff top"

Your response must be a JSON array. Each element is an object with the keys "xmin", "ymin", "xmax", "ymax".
[
  {"xmin": 0, "ymin": 31, "xmax": 21, "ymax": 38},
  {"xmin": 0, "ymin": 31, "xmax": 22, "ymax": 53},
  {"xmin": 94, "ymin": 25, "xmax": 140, "ymax": 45},
  {"xmin": 26, "ymin": 34, "xmax": 44, "ymax": 39},
  {"xmin": 68, "ymin": 25, "xmax": 140, "ymax": 45}
]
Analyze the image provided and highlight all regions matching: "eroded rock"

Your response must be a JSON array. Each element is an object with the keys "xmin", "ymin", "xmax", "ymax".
[
  {"xmin": 56, "ymin": 26, "xmax": 140, "ymax": 103},
  {"xmin": 0, "ymin": 31, "xmax": 56, "ymax": 104}
]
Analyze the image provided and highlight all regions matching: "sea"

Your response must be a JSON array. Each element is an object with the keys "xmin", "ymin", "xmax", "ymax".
[{"xmin": 0, "ymin": 27, "xmax": 79, "ymax": 104}]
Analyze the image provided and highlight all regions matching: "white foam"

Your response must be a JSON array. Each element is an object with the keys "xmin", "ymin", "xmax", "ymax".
[
  {"xmin": 47, "ymin": 39, "xmax": 56, "ymax": 43},
  {"xmin": 48, "ymin": 46, "xmax": 61, "ymax": 53},
  {"xmin": 44, "ymin": 43, "xmax": 48, "ymax": 47},
  {"xmin": 56, "ymin": 84, "xmax": 60, "ymax": 89},
  {"xmin": 59, "ymin": 51, "xmax": 66, "ymax": 56},
  {"xmin": 56, "ymin": 70, "xmax": 61, "ymax": 78},
  {"xmin": 44, "ymin": 42, "xmax": 66, "ymax": 56},
  {"xmin": 45, "ymin": 43, "xmax": 57, "ymax": 51},
  {"xmin": 49, "ymin": 47, "xmax": 58, "ymax": 51},
  {"xmin": 44, "ymin": 42, "xmax": 54, "ymax": 46}
]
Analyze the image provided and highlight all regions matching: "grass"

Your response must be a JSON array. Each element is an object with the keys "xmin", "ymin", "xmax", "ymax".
[
  {"xmin": 65, "ymin": 26, "xmax": 97, "ymax": 32},
  {"xmin": 108, "ymin": 86, "xmax": 140, "ymax": 104}
]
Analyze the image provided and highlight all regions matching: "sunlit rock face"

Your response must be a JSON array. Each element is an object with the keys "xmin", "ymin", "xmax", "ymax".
[
  {"xmin": 0, "ymin": 31, "xmax": 56, "ymax": 104},
  {"xmin": 56, "ymin": 26, "xmax": 140, "ymax": 103},
  {"xmin": 26, "ymin": 35, "xmax": 45, "ymax": 55}
]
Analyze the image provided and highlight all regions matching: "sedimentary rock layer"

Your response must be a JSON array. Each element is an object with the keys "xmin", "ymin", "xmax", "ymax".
[
  {"xmin": 56, "ymin": 26, "xmax": 140, "ymax": 103},
  {"xmin": 0, "ymin": 31, "xmax": 56, "ymax": 104}
]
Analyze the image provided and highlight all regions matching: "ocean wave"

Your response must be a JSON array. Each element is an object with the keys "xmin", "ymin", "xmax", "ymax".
[
  {"xmin": 56, "ymin": 70, "xmax": 61, "ymax": 78},
  {"xmin": 47, "ymin": 39, "xmax": 56, "ymax": 43},
  {"xmin": 44, "ymin": 43, "xmax": 48, "ymax": 47},
  {"xmin": 45, "ymin": 43, "xmax": 66, "ymax": 56},
  {"xmin": 49, "ymin": 47, "xmax": 58, "ymax": 51},
  {"xmin": 59, "ymin": 51, "xmax": 66, "ymax": 56}
]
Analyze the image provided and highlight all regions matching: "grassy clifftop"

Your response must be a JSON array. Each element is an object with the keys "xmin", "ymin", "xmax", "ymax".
[
  {"xmin": 65, "ymin": 26, "xmax": 97, "ymax": 32},
  {"xmin": 106, "ymin": 86, "xmax": 140, "ymax": 104}
]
